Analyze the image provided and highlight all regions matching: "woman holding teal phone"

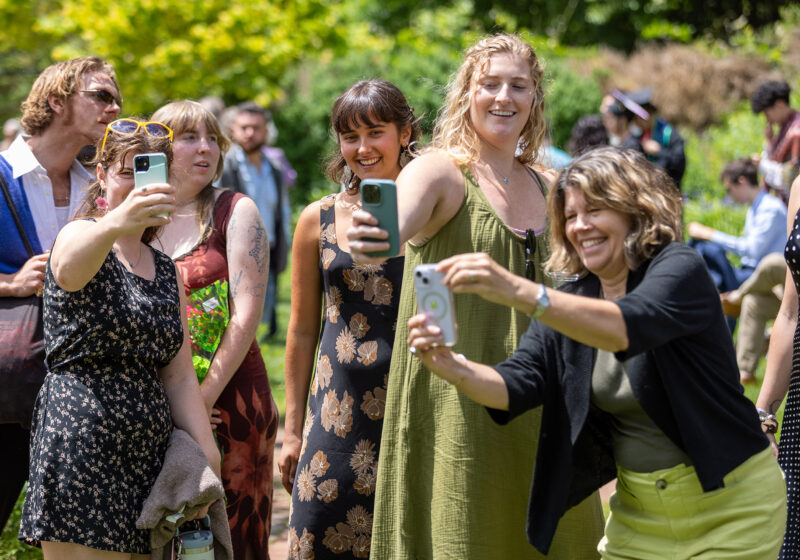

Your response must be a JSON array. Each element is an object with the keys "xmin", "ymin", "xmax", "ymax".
[
  {"xmin": 279, "ymin": 80, "xmax": 419, "ymax": 558},
  {"xmin": 19, "ymin": 120, "xmax": 221, "ymax": 558},
  {"xmin": 150, "ymin": 100, "xmax": 279, "ymax": 560}
]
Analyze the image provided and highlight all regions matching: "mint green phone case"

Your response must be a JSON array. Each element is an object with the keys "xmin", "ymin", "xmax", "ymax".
[{"xmin": 360, "ymin": 178, "xmax": 400, "ymax": 257}]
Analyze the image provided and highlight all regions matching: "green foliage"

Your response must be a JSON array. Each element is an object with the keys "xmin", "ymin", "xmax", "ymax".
[
  {"xmin": 681, "ymin": 104, "xmax": 764, "ymax": 200},
  {"xmin": 543, "ymin": 60, "xmax": 603, "ymax": 149},
  {"xmin": 0, "ymin": 486, "xmax": 41, "ymax": 560}
]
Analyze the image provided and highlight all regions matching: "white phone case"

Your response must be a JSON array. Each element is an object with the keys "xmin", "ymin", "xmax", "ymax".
[{"xmin": 413, "ymin": 264, "xmax": 458, "ymax": 346}]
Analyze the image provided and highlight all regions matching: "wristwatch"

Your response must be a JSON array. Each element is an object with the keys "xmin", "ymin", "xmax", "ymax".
[{"xmin": 531, "ymin": 283, "xmax": 549, "ymax": 319}]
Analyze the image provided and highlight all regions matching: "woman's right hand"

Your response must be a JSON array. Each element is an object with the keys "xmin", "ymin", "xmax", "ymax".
[
  {"xmin": 767, "ymin": 432, "xmax": 779, "ymax": 459},
  {"xmin": 346, "ymin": 209, "xmax": 390, "ymax": 265},
  {"xmin": 407, "ymin": 313, "xmax": 464, "ymax": 383},
  {"xmin": 105, "ymin": 182, "xmax": 176, "ymax": 236},
  {"xmin": 278, "ymin": 433, "xmax": 302, "ymax": 494}
]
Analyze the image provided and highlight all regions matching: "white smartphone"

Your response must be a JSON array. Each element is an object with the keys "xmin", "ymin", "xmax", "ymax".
[{"xmin": 413, "ymin": 264, "xmax": 458, "ymax": 347}]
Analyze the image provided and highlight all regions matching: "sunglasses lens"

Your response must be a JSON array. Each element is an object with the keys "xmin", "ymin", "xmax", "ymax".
[
  {"xmin": 110, "ymin": 119, "xmax": 139, "ymax": 133},
  {"xmin": 97, "ymin": 90, "xmax": 114, "ymax": 104},
  {"xmin": 526, "ymin": 260, "xmax": 534, "ymax": 281},
  {"xmin": 525, "ymin": 229, "xmax": 536, "ymax": 256},
  {"xmin": 144, "ymin": 123, "xmax": 170, "ymax": 137}
]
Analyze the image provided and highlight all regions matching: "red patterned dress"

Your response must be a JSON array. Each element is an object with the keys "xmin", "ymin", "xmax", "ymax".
[{"xmin": 176, "ymin": 190, "xmax": 280, "ymax": 560}]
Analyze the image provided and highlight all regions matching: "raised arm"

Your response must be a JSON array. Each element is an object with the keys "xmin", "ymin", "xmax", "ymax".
[
  {"xmin": 278, "ymin": 202, "xmax": 323, "ymax": 492},
  {"xmin": 346, "ymin": 151, "xmax": 465, "ymax": 264},
  {"xmin": 757, "ymin": 176, "xmax": 800, "ymax": 451},
  {"xmin": 198, "ymin": 196, "xmax": 268, "ymax": 411},
  {"xmin": 439, "ymin": 252, "xmax": 629, "ymax": 352},
  {"xmin": 50, "ymin": 183, "xmax": 175, "ymax": 291},
  {"xmin": 161, "ymin": 264, "xmax": 222, "ymax": 478}
]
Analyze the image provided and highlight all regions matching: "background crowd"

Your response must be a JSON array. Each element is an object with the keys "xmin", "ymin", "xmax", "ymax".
[{"xmin": 1, "ymin": 5, "xmax": 800, "ymax": 560}]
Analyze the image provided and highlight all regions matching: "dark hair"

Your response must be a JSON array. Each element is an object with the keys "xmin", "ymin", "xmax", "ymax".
[
  {"xmin": 325, "ymin": 80, "xmax": 421, "ymax": 192},
  {"xmin": 567, "ymin": 114, "xmax": 609, "ymax": 157},
  {"xmin": 720, "ymin": 157, "xmax": 758, "ymax": 187},
  {"xmin": 75, "ymin": 119, "xmax": 173, "ymax": 244},
  {"xmin": 235, "ymin": 101, "xmax": 271, "ymax": 122},
  {"xmin": 750, "ymin": 81, "xmax": 791, "ymax": 114}
]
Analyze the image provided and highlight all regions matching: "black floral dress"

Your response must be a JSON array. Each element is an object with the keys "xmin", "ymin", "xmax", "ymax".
[
  {"xmin": 287, "ymin": 194, "xmax": 403, "ymax": 559},
  {"xmin": 19, "ymin": 246, "xmax": 182, "ymax": 554}
]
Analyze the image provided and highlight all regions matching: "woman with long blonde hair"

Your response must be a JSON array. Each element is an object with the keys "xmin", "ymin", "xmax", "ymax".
[{"xmin": 347, "ymin": 34, "xmax": 603, "ymax": 558}]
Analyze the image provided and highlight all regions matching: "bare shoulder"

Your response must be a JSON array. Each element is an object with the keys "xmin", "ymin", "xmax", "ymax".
[{"xmin": 399, "ymin": 151, "xmax": 464, "ymax": 202}]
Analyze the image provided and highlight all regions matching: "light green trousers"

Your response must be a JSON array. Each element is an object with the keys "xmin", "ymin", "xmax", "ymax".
[{"xmin": 600, "ymin": 447, "xmax": 786, "ymax": 559}]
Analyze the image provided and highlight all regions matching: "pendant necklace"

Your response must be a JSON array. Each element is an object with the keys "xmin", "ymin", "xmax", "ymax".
[{"xmin": 484, "ymin": 160, "xmax": 512, "ymax": 185}]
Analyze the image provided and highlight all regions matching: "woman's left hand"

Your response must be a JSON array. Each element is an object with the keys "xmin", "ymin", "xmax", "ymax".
[{"xmin": 439, "ymin": 252, "xmax": 528, "ymax": 311}]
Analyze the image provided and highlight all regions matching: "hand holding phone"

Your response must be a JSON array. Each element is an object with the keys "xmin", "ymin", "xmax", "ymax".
[
  {"xmin": 414, "ymin": 264, "xmax": 458, "ymax": 346},
  {"xmin": 359, "ymin": 179, "xmax": 400, "ymax": 257},
  {"xmin": 133, "ymin": 153, "xmax": 169, "ymax": 217}
]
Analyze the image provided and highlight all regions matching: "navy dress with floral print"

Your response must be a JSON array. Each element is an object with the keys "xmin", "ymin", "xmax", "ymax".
[
  {"xmin": 19, "ymin": 245, "xmax": 182, "ymax": 554},
  {"xmin": 287, "ymin": 194, "xmax": 403, "ymax": 559}
]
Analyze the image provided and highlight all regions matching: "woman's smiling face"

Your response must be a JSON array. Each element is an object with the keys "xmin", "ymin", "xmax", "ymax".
[{"xmin": 338, "ymin": 115, "xmax": 410, "ymax": 182}]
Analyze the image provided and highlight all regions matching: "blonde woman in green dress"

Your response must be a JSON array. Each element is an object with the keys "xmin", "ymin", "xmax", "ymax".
[{"xmin": 347, "ymin": 34, "xmax": 604, "ymax": 559}]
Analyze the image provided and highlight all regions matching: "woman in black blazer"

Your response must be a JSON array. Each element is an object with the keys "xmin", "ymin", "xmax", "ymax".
[{"xmin": 406, "ymin": 147, "xmax": 786, "ymax": 559}]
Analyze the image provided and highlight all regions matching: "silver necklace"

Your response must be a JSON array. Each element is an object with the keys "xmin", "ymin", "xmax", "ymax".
[
  {"xmin": 484, "ymin": 160, "xmax": 513, "ymax": 185},
  {"xmin": 117, "ymin": 244, "xmax": 144, "ymax": 269}
]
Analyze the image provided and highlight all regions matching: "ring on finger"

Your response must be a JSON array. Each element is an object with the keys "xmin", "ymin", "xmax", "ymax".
[
  {"xmin": 469, "ymin": 269, "xmax": 475, "ymax": 281},
  {"xmin": 409, "ymin": 346, "xmax": 417, "ymax": 355}
]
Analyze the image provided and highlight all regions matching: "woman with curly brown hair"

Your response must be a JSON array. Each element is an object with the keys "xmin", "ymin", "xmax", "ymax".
[
  {"xmin": 407, "ymin": 147, "xmax": 786, "ymax": 559},
  {"xmin": 347, "ymin": 34, "xmax": 603, "ymax": 558}
]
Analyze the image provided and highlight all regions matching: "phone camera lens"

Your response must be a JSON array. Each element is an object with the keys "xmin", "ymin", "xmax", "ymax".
[
  {"xmin": 362, "ymin": 184, "xmax": 381, "ymax": 204},
  {"xmin": 134, "ymin": 157, "xmax": 150, "ymax": 172},
  {"xmin": 422, "ymin": 277, "xmax": 429, "ymax": 284}
]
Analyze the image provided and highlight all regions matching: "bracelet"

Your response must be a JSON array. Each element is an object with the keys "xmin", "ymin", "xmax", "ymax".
[{"xmin": 758, "ymin": 408, "xmax": 779, "ymax": 434}]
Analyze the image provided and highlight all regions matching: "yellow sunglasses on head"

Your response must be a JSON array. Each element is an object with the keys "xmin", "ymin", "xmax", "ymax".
[{"xmin": 100, "ymin": 118, "xmax": 173, "ymax": 156}]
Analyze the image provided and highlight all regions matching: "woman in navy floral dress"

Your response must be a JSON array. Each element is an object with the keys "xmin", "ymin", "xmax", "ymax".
[
  {"xmin": 19, "ymin": 123, "xmax": 220, "ymax": 558},
  {"xmin": 279, "ymin": 80, "xmax": 419, "ymax": 559}
]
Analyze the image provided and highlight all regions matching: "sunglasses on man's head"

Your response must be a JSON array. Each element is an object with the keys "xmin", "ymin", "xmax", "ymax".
[
  {"xmin": 525, "ymin": 228, "xmax": 536, "ymax": 281},
  {"xmin": 100, "ymin": 118, "xmax": 173, "ymax": 156},
  {"xmin": 80, "ymin": 89, "xmax": 122, "ymax": 108}
]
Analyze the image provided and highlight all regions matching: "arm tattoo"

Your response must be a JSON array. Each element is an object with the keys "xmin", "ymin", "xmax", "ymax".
[
  {"xmin": 230, "ymin": 270, "xmax": 243, "ymax": 300},
  {"xmin": 248, "ymin": 223, "xmax": 268, "ymax": 274}
]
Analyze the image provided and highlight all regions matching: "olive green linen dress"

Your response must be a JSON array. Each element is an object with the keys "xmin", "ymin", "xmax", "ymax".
[{"xmin": 370, "ymin": 169, "xmax": 604, "ymax": 559}]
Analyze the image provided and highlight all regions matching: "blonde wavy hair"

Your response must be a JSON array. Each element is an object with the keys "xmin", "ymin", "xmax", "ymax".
[
  {"xmin": 21, "ymin": 57, "xmax": 119, "ymax": 136},
  {"xmin": 430, "ymin": 34, "xmax": 546, "ymax": 166},
  {"xmin": 546, "ymin": 147, "xmax": 683, "ymax": 276},
  {"xmin": 151, "ymin": 100, "xmax": 232, "ymax": 245}
]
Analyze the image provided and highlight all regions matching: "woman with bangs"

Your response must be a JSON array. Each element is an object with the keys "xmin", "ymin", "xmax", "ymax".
[
  {"xmin": 347, "ymin": 34, "xmax": 602, "ymax": 558},
  {"xmin": 19, "ymin": 120, "xmax": 220, "ymax": 558},
  {"xmin": 280, "ymin": 79, "xmax": 418, "ymax": 559},
  {"xmin": 406, "ymin": 147, "xmax": 786, "ymax": 559},
  {"xmin": 150, "ymin": 100, "xmax": 279, "ymax": 560}
]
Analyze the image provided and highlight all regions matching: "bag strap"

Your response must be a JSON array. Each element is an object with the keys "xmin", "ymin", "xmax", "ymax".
[{"xmin": 0, "ymin": 171, "xmax": 36, "ymax": 258}]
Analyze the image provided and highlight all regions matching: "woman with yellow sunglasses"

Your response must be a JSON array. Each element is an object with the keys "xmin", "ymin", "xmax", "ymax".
[{"xmin": 19, "ymin": 120, "xmax": 221, "ymax": 558}]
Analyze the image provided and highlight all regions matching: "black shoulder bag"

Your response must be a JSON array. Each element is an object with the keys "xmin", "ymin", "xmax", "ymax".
[{"xmin": 0, "ymin": 173, "xmax": 47, "ymax": 428}]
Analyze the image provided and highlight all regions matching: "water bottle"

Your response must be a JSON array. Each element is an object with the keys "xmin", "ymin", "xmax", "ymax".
[{"xmin": 179, "ymin": 516, "xmax": 215, "ymax": 560}]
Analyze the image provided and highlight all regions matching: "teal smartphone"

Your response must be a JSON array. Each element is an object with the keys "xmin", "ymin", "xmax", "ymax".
[
  {"xmin": 360, "ymin": 179, "xmax": 400, "ymax": 257},
  {"xmin": 134, "ymin": 152, "xmax": 169, "ymax": 217}
]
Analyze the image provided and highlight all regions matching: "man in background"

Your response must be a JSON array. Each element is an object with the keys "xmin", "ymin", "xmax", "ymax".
[
  {"xmin": 222, "ymin": 102, "xmax": 291, "ymax": 339},
  {"xmin": 751, "ymin": 80, "xmax": 800, "ymax": 195},
  {"xmin": 0, "ymin": 56, "xmax": 121, "ymax": 530}
]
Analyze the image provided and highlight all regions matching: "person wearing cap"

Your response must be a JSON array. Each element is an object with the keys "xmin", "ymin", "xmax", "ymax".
[
  {"xmin": 626, "ymin": 87, "xmax": 686, "ymax": 189},
  {"xmin": 750, "ymin": 80, "xmax": 800, "ymax": 195}
]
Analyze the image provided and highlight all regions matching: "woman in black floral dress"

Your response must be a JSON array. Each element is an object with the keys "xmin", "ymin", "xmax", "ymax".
[
  {"xmin": 279, "ymin": 80, "xmax": 419, "ymax": 559},
  {"xmin": 19, "ymin": 121, "xmax": 220, "ymax": 559}
]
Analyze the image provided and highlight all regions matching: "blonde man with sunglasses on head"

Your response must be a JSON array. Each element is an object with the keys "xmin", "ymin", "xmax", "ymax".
[{"xmin": 0, "ymin": 56, "xmax": 121, "ymax": 532}]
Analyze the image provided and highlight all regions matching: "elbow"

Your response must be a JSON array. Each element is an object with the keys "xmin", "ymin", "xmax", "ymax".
[{"xmin": 607, "ymin": 332, "xmax": 629, "ymax": 353}]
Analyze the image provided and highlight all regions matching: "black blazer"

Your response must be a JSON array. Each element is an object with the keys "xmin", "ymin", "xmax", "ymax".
[{"xmin": 488, "ymin": 242, "xmax": 768, "ymax": 554}]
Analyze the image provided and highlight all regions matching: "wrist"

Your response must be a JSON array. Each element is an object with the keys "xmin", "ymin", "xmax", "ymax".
[
  {"xmin": 444, "ymin": 353, "xmax": 468, "ymax": 389},
  {"xmin": 529, "ymin": 283, "xmax": 549, "ymax": 319},
  {"xmin": 757, "ymin": 408, "xmax": 778, "ymax": 434}
]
